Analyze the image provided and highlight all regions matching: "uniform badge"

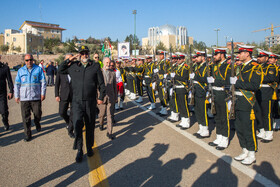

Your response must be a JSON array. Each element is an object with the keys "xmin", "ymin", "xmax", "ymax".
[
  {"xmin": 21, "ymin": 77, "xmax": 25, "ymax": 82},
  {"xmin": 256, "ymin": 71, "xmax": 262, "ymax": 75},
  {"xmin": 269, "ymin": 71, "xmax": 274, "ymax": 74},
  {"xmin": 33, "ymin": 76, "xmax": 37, "ymax": 80},
  {"xmin": 214, "ymin": 66, "xmax": 217, "ymax": 72}
]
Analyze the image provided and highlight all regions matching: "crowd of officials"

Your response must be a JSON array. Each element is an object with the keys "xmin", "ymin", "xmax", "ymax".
[{"xmin": 0, "ymin": 44, "xmax": 280, "ymax": 164}]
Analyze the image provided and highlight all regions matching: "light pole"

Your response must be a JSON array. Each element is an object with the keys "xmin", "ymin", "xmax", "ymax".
[
  {"xmin": 133, "ymin": 10, "xmax": 137, "ymax": 58},
  {"xmin": 214, "ymin": 28, "xmax": 220, "ymax": 47},
  {"xmin": 225, "ymin": 36, "xmax": 229, "ymax": 47}
]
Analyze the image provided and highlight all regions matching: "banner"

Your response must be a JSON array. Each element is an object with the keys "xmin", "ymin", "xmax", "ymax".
[{"xmin": 118, "ymin": 42, "xmax": 130, "ymax": 58}]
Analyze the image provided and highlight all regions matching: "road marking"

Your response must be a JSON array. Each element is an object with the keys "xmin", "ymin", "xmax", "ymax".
[
  {"xmin": 131, "ymin": 100, "xmax": 279, "ymax": 187},
  {"xmin": 83, "ymin": 133, "xmax": 109, "ymax": 187}
]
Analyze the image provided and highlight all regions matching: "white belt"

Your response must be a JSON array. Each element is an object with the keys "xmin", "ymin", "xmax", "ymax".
[
  {"xmin": 175, "ymin": 85, "xmax": 185, "ymax": 88},
  {"xmin": 261, "ymin": 84, "xmax": 270, "ymax": 88},
  {"xmin": 144, "ymin": 75, "xmax": 151, "ymax": 78},
  {"xmin": 212, "ymin": 86, "xmax": 224, "ymax": 91},
  {"xmin": 235, "ymin": 91, "xmax": 243, "ymax": 96},
  {"xmin": 193, "ymin": 81, "xmax": 199, "ymax": 84}
]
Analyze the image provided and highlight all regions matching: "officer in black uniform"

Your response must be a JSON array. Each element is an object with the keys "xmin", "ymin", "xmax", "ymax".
[
  {"xmin": 207, "ymin": 48, "xmax": 231, "ymax": 150},
  {"xmin": 59, "ymin": 46, "xmax": 106, "ymax": 163},
  {"xmin": 135, "ymin": 58, "xmax": 145, "ymax": 103},
  {"xmin": 0, "ymin": 55, "xmax": 14, "ymax": 131},
  {"xmin": 231, "ymin": 45, "xmax": 262, "ymax": 165},
  {"xmin": 125, "ymin": 58, "xmax": 137, "ymax": 100},
  {"xmin": 255, "ymin": 49, "xmax": 278, "ymax": 143}
]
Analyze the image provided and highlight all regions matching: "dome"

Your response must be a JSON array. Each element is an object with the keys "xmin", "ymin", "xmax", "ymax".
[{"xmin": 159, "ymin": 24, "xmax": 176, "ymax": 36}]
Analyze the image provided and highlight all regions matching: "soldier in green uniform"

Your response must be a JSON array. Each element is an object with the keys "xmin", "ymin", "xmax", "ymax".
[
  {"xmin": 169, "ymin": 53, "xmax": 191, "ymax": 129},
  {"xmin": 269, "ymin": 53, "xmax": 280, "ymax": 131},
  {"xmin": 190, "ymin": 51, "xmax": 209, "ymax": 138},
  {"xmin": 154, "ymin": 50, "xmax": 169, "ymax": 116},
  {"xmin": 125, "ymin": 58, "xmax": 137, "ymax": 100},
  {"xmin": 207, "ymin": 48, "xmax": 231, "ymax": 150},
  {"xmin": 256, "ymin": 49, "xmax": 278, "ymax": 143},
  {"xmin": 167, "ymin": 53, "xmax": 179, "ymax": 122},
  {"xmin": 135, "ymin": 58, "xmax": 145, "ymax": 103},
  {"xmin": 143, "ymin": 55, "xmax": 157, "ymax": 110},
  {"xmin": 231, "ymin": 45, "xmax": 263, "ymax": 165}
]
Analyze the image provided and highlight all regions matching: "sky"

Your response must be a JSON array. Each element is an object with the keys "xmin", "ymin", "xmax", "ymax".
[{"xmin": 0, "ymin": 0, "xmax": 280, "ymax": 47}]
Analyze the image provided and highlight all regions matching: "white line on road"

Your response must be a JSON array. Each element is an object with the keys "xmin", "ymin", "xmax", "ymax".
[{"xmin": 131, "ymin": 100, "xmax": 278, "ymax": 187}]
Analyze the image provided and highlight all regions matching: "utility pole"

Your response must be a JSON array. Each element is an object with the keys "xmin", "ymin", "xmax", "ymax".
[
  {"xmin": 132, "ymin": 10, "xmax": 137, "ymax": 58},
  {"xmin": 225, "ymin": 36, "xmax": 229, "ymax": 47},
  {"xmin": 214, "ymin": 28, "xmax": 220, "ymax": 47}
]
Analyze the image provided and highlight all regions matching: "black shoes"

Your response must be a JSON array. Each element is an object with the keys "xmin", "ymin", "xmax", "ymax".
[
  {"xmin": 87, "ymin": 149, "xmax": 94, "ymax": 157},
  {"xmin": 24, "ymin": 136, "xmax": 32, "ymax": 142},
  {"xmin": 208, "ymin": 142, "xmax": 218, "ymax": 147},
  {"xmin": 68, "ymin": 131, "xmax": 75, "ymax": 138},
  {"xmin": 3, "ymin": 123, "xmax": 9, "ymax": 131},
  {"xmin": 107, "ymin": 132, "xmax": 115, "ymax": 140},
  {"xmin": 76, "ymin": 150, "xmax": 83, "ymax": 163},
  {"xmin": 36, "ymin": 124, "xmax": 41, "ymax": 132}
]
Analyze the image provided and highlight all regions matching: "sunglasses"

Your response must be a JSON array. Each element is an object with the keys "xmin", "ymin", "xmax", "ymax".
[
  {"xmin": 94, "ymin": 57, "xmax": 99, "ymax": 59},
  {"xmin": 25, "ymin": 59, "xmax": 33, "ymax": 62}
]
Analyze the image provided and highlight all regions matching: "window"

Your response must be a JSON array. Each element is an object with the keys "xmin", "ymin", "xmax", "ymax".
[
  {"xmin": 6, "ymin": 33, "xmax": 10, "ymax": 37},
  {"xmin": 13, "ymin": 37, "xmax": 16, "ymax": 42},
  {"xmin": 29, "ymin": 38, "xmax": 32, "ymax": 42},
  {"xmin": 6, "ymin": 42, "xmax": 9, "ymax": 45}
]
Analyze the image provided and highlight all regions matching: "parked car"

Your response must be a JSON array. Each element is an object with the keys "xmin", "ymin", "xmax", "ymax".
[{"xmin": 13, "ymin": 64, "xmax": 22, "ymax": 71}]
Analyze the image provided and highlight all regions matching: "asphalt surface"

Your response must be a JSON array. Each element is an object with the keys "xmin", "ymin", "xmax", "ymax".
[{"xmin": 0, "ymin": 71, "xmax": 279, "ymax": 186}]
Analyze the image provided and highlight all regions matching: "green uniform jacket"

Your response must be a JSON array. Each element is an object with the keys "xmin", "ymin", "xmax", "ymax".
[{"xmin": 194, "ymin": 62, "xmax": 208, "ymax": 98}]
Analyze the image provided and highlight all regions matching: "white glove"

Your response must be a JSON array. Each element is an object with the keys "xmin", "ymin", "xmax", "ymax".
[
  {"xmin": 124, "ymin": 83, "xmax": 127, "ymax": 87},
  {"xmin": 207, "ymin": 76, "xmax": 215, "ymax": 84},
  {"xmin": 227, "ymin": 100, "xmax": 232, "ymax": 111},
  {"xmin": 170, "ymin": 73, "xmax": 175, "ymax": 78},
  {"xmin": 152, "ymin": 82, "xmax": 156, "ymax": 90},
  {"xmin": 164, "ymin": 74, "xmax": 168, "ymax": 79},
  {"xmin": 230, "ymin": 77, "xmax": 238, "ymax": 85},
  {"xmin": 170, "ymin": 88, "xmax": 173, "ymax": 96},
  {"xmin": 189, "ymin": 73, "xmax": 195, "ymax": 79},
  {"xmin": 143, "ymin": 80, "xmax": 146, "ymax": 86},
  {"xmin": 153, "ymin": 68, "xmax": 159, "ymax": 73}
]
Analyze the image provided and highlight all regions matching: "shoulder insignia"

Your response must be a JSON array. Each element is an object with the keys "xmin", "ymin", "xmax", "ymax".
[
  {"xmin": 256, "ymin": 71, "xmax": 262, "ymax": 75},
  {"xmin": 251, "ymin": 62, "xmax": 259, "ymax": 66},
  {"xmin": 269, "ymin": 71, "xmax": 274, "ymax": 75},
  {"xmin": 184, "ymin": 64, "xmax": 188, "ymax": 67}
]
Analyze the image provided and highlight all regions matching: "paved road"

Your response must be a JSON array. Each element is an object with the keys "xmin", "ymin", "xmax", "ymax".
[{"xmin": 0, "ymin": 72, "xmax": 279, "ymax": 186}]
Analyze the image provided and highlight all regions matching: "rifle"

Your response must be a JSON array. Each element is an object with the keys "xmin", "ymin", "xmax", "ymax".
[
  {"xmin": 170, "ymin": 48, "xmax": 176, "ymax": 98},
  {"xmin": 206, "ymin": 48, "xmax": 216, "ymax": 115},
  {"xmin": 163, "ymin": 51, "xmax": 169, "ymax": 100},
  {"xmin": 226, "ymin": 39, "xmax": 236, "ymax": 120},
  {"xmin": 188, "ymin": 45, "xmax": 195, "ymax": 105}
]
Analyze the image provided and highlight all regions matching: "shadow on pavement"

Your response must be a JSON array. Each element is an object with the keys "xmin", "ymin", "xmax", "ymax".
[
  {"xmin": 248, "ymin": 161, "xmax": 280, "ymax": 186},
  {"xmin": 27, "ymin": 160, "xmax": 89, "ymax": 187},
  {"xmin": 0, "ymin": 113, "xmax": 64, "ymax": 147},
  {"xmin": 192, "ymin": 155, "xmax": 238, "ymax": 187},
  {"xmin": 96, "ymin": 144, "xmax": 197, "ymax": 186}
]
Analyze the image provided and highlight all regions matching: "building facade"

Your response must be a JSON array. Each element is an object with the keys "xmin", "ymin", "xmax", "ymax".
[
  {"xmin": 4, "ymin": 29, "xmax": 43, "ymax": 54},
  {"xmin": 265, "ymin": 35, "xmax": 280, "ymax": 48},
  {"xmin": 142, "ymin": 24, "xmax": 191, "ymax": 52},
  {"xmin": 19, "ymin": 20, "xmax": 66, "ymax": 41}
]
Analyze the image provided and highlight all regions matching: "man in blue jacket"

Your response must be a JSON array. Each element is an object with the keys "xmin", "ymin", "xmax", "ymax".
[
  {"xmin": 14, "ymin": 54, "xmax": 46, "ymax": 142},
  {"xmin": 46, "ymin": 61, "xmax": 56, "ymax": 86}
]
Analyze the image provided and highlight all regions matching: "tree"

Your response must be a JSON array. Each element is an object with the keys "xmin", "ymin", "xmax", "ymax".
[
  {"xmin": 63, "ymin": 40, "xmax": 78, "ymax": 53},
  {"xmin": 44, "ymin": 38, "xmax": 61, "ymax": 53},
  {"xmin": 0, "ymin": 45, "xmax": 9, "ymax": 54},
  {"xmin": 14, "ymin": 46, "xmax": 21, "ymax": 53},
  {"xmin": 156, "ymin": 41, "xmax": 167, "ymax": 51},
  {"xmin": 125, "ymin": 34, "xmax": 140, "ymax": 53},
  {"xmin": 271, "ymin": 45, "xmax": 280, "ymax": 54},
  {"xmin": 193, "ymin": 40, "xmax": 206, "ymax": 51}
]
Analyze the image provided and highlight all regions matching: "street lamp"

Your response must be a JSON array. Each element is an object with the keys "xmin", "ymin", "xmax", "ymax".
[
  {"xmin": 132, "ymin": 10, "xmax": 137, "ymax": 58},
  {"xmin": 214, "ymin": 28, "xmax": 220, "ymax": 47},
  {"xmin": 225, "ymin": 36, "xmax": 229, "ymax": 47}
]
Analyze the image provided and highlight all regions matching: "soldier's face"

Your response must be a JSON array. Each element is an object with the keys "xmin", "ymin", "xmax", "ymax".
[
  {"xmin": 238, "ymin": 52, "xmax": 249, "ymax": 62},
  {"xmin": 159, "ymin": 54, "xmax": 164, "ymax": 60},
  {"xmin": 257, "ymin": 56, "xmax": 268, "ymax": 64},
  {"xmin": 213, "ymin": 53, "xmax": 221, "ymax": 62},
  {"xmin": 268, "ymin": 57, "xmax": 277, "ymax": 64},
  {"xmin": 196, "ymin": 56, "xmax": 203, "ymax": 63}
]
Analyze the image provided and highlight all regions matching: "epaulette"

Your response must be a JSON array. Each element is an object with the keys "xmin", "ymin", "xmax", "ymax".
[
  {"xmin": 251, "ymin": 62, "xmax": 259, "ymax": 66},
  {"xmin": 184, "ymin": 64, "xmax": 188, "ymax": 67}
]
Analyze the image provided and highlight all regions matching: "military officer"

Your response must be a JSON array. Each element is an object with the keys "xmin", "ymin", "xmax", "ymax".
[
  {"xmin": 190, "ymin": 51, "xmax": 209, "ymax": 138},
  {"xmin": 135, "ymin": 58, "xmax": 145, "ymax": 103},
  {"xmin": 143, "ymin": 55, "xmax": 157, "ymax": 110},
  {"xmin": 256, "ymin": 49, "xmax": 278, "ymax": 143},
  {"xmin": 170, "ymin": 53, "xmax": 191, "ymax": 129},
  {"xmin": 125, "ymin": 58, "xmax": 137, "ymax": 100},
  {"xmin": 58, "ymin": 45, "xmax": 106, "ymax": 163},
  {"xmin": 207, "ymin": 48, "xmax": 231, "ymax": 150},
  {"xmin": 154, "ymin": 50, "xmax": 169, "ymax": 116},
  {"xmin": 230, "ymin": 45, "xmax": 262, "ymax": 165}
]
